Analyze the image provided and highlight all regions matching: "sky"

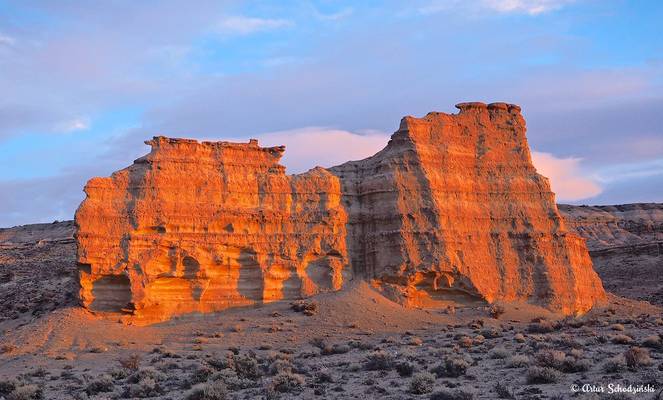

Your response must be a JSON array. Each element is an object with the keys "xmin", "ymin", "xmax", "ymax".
[{"xmin": 0, "ymin": 0, "xmax": 662, "ymax": 227}]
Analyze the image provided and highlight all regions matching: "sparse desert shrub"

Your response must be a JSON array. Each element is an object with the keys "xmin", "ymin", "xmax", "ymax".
[
  {"xmin": 290, "ymin": 300, "xmax": 318, "ymax": 316},
  {"xmin": 430, "ymin": 388, "xmax": 476, "ymax": 400},
  {"xmin": 457, "ymin": 336, "xmax": 473, "ymax": 348},
  {"xmin": 407, "ymin": 336, "xmax": 424, "ymax": 346},
  {"xmin": 315, "ymin": 369, "xmax": 335, "ymax": 383},
  {"xmin": 527, "ymin": 321, "xmax": 557, "ymax": 334},
  {"xmin": 494, "ymin": 382, "xmax": 515, "ymax": 399},
  {"xmin": 611, "ymin": 334, "xmax": 634, "ymax": 345},
  {"xmin": 624, "ymin": 347, "xmax": 653, "ymax": 370},
  {"xmin": 564, "ymin": 317, "xmax": 585, "ymax": 328},
  {"xmin": 506, "ymin": 355, "xmax": 530, "ymax": 368},
  {"xmin": 526, "ymin": 366, "xmax": 561, "ymax": 384},
  {"xmin": 210, "ymin": 369, "xmax": 254, "ymax": 391},
  {"xmin": 85, "ymin": 374, "xmax": 114, "ymax": 395},
  {"xmin": 561, "ymin": 356, "xmax": 591, "ymax": 373},
  {"xmin": 489, "ymin": 346, "xmax": 510, "ymax": 359},
  {"xmin": 268, "ymin": 372, "xmax": 305, "ymax": 393},
  {"xmin": 190, "ymin": 365, "xmax": 215, "ymax": 384},
  {"xmin": 535, "ymin": 349, "xmax": 565, "ymax": 370},
  {"xmin": 480, "ymin": 327, "xmax": 502, "ymax": 338},
  {"xmin": 409, "ymin": 372, "xmax": 435, "ymax": 394},
  {"xmin": 321, "ymin": 343, "xmax": 351, "ymax": 355},
  {"xmin": 6, "ymin": 384, "xmax": 43, "ymax": 400},
  {"xmin": 127, "ymin": 367, "xmax": 167, "ymax": 384},
  {"xmin": 0, "ymin": 344, "xmax": 17, "ymax": 354},
  {"xmin": 109, "ymin": 367, "xmax": 129, "ymax": 380},
  {"xmin": 364, "ymin": 350, "xmax": 394, "ymax": 371},
  {"xmin": 185, "ymin": 381, "xmax": 228, "ymax": 400},
  {"xmin": 489, "ymin": 303, "xmax": 506, "ymax": 319},
  {"xmin": 0, "ymin": 379, "xmax": 18, "ymax": 395},
  {"xmin": 267, "ymin": 358, "xmax": 293, "ymax": 376},
  {"xmin": 396, "ymin": 361, "xmax": 416, "ymax": 377},
  {"xmin": 208, "ymin": 353, "xmax": 234, "ymax": 370},
  {"xmin": 122, "ymin": 377, "xmax": 163, "ymax": 398},
  {"xmin": 233, "ymin": 354, "xmax": 261, "ymax": 380},
  {"xmin": 603, "ymin": 354, "xmax": 627, "ymax": 373},
  {"xmin": 118, "ymin": 353, "xmax": 141, "ymax": 370},
  {"xmin": 642, "ymin": 335, "xmax": 662, "ymax": 349},
  {"xmin": 432, "ymin": 357, "xmax": 469, "ymax": 378}
]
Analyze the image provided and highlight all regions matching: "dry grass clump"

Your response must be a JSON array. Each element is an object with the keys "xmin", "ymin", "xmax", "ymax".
[
  {"xmin": 409, "ymin": 371, "xmax": 435, "ymax": 394},
  {"xmin": 122, "ymin": 377, "xmax": 163, "ymax": 398},
  {"xmin": 603, "ymin": 354, "xmax": 627, "ymax": 373},
  {"xmin": 6, "ymin": 384, "xmax": 43, "ymax": 400},
  {"xmin": 432, "ymin": 357, "xmax": 470, "ymax": 378},
  {"xmin": 624, "ymin": 347, "xmax": 653, "ymax": 370},
  {"xmin": 642, "ymin": 334, "xmax": 662, "ymax": 349},
  {"xmin": 85, "ymin": 374, "xmax": 114, "ymax": 395},
  {"xmin": 610, "ymin": 334, "xmax": 634, "ymax": 345},
  {"xmin": 267, "ymin": 372, "xmax": 305, "ymax": 394},
  {"xmin": 609, "ymin": 323, "xmax": 625, "ymax": 331},
  {"xmin": 488, "ymin": 303, "xmax": 506, "ymax": 319},
  {"xmin": 525, "ymin": 366, "xmax": 561, "ymax": 384},
  {"xmin": 290, "ymin": 300, "xmax": 318, "ymax": 316},
  {"xmin": 430, "ymin": 388, "xmax": 476, "ymax": 400},
  {"xmin": 527, "ymin": 320, "xmax": 559, "ymax": 334},
  {"xmin": 0, "ymin": 379, "xmax": 19, "ymax": 396},
  {"xmin": 185, "ymin": 381, "xmax": 228, "ymax": 400},
  {"xmin": 118, "ymin": 353, "xmax": 142, "ymax": 370},
  {"xmin": 396, "ymin": 361, "xmax": 416, "ymax": 377},
  {"xmin": 232, "ymin": 354, "xmax": 261, "ymax": 380},
  {"xmin": 488, "ymin": 346, "xmax": 510, "ymax": 359},
  {"xmin": 494, "ymin": 382, "xmax": 515, "ymax": 399},
  {"xmin": 535, "ymin": 349, "xmax": 565, "ymax": 370},
  {"xmin": 506, "ymin": 355, "xmax": 530, "ymax": 368},
  {"xmin": 364, "ymin": 350, "xmax": 394, "ymax": 371}
]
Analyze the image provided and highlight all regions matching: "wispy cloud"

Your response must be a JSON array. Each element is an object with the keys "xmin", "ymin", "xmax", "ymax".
[
  {"xmin": 531, "ymin": 151, "xmax": 602, "ymax": 201},
  {"xmin": 216, "ymin": 16, "xmax": 292, "ymax": 35},
  {"xmin": 483, "ymin": 0, "xmax": 576, "ymax": 15},
  {"xmin": 56, "ymin": 117, "xmax": 90, "ymax": 133},
  {"xmin": 0, "ymin": 33, "xmax": 15, "ymax": 46},
  {"xmin": 418, "ymin": 0, "xmax": 576, "ymax": 16}
]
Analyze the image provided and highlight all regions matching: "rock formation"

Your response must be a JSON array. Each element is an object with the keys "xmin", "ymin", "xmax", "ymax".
[
  {"xmin": 76, "ymin": 138, "xmax": 350, "ymax": 320},
  {"xmin": 330, "ymin": 102, "xmax": 605, "ymax": 314},
  {"xmin": 560, "ymin": 204, "xmax": 663, "ymax": 305},
  {"xmin": 75, "ymin": 102, "xmax": 606, "ymax": 321}
]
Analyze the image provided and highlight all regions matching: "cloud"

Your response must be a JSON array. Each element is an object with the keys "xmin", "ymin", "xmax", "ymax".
[
  {"xmin": 531, "ymin": 151, "xmax": 602, "ymax": 201},
  {"xmin": 216, "ymin": 16, "xmax": 292, "ymax": 35},
  {"xmin": 418, "ymin": 0, "xmax": 576, "ymax": 15},
  {"xmin": 0, "ymin": 33, "xmax": 15, "ymax": 46},
  {"xmin": 56, "ymin": 117, "xmax": 90, "ymax": 133},
  {"xmin": 482, "ymin": 0, "xmax": 576, "ymax": 15}
]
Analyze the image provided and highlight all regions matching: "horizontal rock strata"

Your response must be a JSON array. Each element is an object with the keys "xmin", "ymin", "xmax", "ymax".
[
  {"xmin": 76, "ymin": 138, "xmax": 350, "ymax": 320},
  {"xmin": 76, "ymin": 102, "xmax": 606, "ymax": 321}
]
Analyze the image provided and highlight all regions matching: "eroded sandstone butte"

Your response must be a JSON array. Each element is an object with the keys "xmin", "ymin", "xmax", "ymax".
[{"xmin": 76, "ymin": 102, "xmax": 606, "ymax": 321}]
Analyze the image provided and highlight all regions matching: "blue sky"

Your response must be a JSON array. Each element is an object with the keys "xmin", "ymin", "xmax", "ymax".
[{"xmin": 1, "ymin": 0, "xmax": 662, "ymax": 226}]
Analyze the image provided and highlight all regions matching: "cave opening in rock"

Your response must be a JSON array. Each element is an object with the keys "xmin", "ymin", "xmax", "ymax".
[{"xmin": 89, "ymin": 274, "xmax": 132, "ymax": 312}]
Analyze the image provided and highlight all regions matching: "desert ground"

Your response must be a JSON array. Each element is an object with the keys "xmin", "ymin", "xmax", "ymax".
[{"xmin": 0, "ymin": 205, "xmax": 662, "ymax": 400}]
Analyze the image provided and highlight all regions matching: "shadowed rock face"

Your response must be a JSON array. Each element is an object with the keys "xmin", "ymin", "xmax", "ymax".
[{"xmin": 75, "ymin": 103, "xmax": 606, "ymax": 321}]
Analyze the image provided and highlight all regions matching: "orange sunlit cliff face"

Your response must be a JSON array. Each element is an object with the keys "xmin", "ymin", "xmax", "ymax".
[{"xmin": 75, "ymin": 102, "xmax": 606, "ymax": 323}]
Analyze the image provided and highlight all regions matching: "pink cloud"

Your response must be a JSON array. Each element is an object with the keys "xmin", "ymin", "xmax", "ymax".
[{"xmin": 531, "ymin": 151, "xmax": 602, "ymax": 201}]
